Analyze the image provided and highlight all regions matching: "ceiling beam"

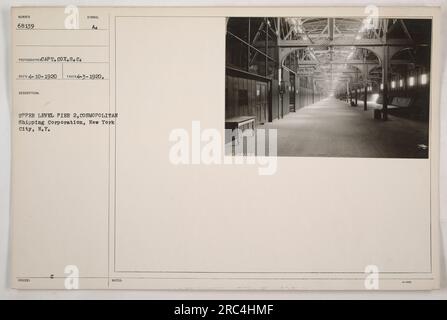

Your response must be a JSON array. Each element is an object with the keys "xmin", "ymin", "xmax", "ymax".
[{"xmin": 279, "ymin": 38, "xmax": 416, "ymax": 47}]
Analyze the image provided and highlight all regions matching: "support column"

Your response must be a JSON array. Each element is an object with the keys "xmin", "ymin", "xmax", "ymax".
[
  {"xmin": 364, "ymin": 85, "xmax": 368, "ymax": 110},
  {"xmin": 247, "ymin": 18, "xmax": 250, "ymax": 71},
  {"xmin": 363, "ymin": 55, "xmax": 368, "ymax": 111},
  {"xmin": 382, "ymin": 46, "xmax": 389, "ymax": 120},
  {"xmin": 346, "ymin": 82, "xmax": 349, "ymax": 103},
  {"xmin": 355, "ymin": 69, "xmax": 359, "ymax": 106},
  {"xmin": 265, "ymin": 18, "xmax": 268, "ymax": 78}
]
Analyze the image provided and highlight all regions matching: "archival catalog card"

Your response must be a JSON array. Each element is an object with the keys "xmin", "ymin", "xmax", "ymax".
[{"xmin": 10, "ymin": 6, "xmax": 441, "ymax": 290}]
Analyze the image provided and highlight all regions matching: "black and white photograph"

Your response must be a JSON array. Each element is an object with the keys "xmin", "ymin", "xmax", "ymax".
[
  {"xmin": 2, "ymin": 2, "xmax": 445, "ymax": 300},
  {"xmin": 225, "ymin": 17, "xmax": 432, "ymax": 158}
]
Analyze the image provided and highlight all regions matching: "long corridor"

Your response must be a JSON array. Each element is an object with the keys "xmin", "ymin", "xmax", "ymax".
[{"xmin": 262, "ymin": 98, "xmax": 429, "ymax": 158}]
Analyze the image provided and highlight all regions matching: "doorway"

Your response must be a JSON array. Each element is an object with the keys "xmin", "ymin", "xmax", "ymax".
[{"xmin": 255, "ymin": 82, "xmax": 268, "ymax": 124}]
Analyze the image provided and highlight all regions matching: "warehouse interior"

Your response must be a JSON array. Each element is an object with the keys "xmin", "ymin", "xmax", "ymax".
[{"xmin": 225, "ymin": 17, "xmax": 431, "ymax": 158}]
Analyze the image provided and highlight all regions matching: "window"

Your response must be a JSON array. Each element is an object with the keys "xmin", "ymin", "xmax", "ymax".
[
  {"xmin": 409, "ymin": 76, "xmax": 415, "ymax": 86},
  {"xmin": 380, "ymin": 83, "xmax": 383, "ymax": 90},
  {"xmin": 421, "ymin": 74, "xmax": 428, "ymax": 85},
  {"xmin": 391, "ymin": 81, "xmax": 396, "ymax": 89},
  {"xmin": 399, "ymin": 79, "xmax": 403, "ymax": 87}
]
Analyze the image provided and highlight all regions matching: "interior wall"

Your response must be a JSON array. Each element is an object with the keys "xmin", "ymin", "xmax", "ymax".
[{"xmin": 225, "ymin": 74, "xmax": 270, "ymax": 123}]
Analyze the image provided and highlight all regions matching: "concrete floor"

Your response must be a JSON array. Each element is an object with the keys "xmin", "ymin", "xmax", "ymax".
[{"xmin": 262, "ymin": 98, "xmax": 429, "ymax": 158}]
